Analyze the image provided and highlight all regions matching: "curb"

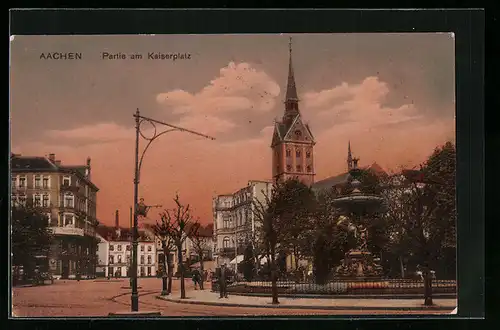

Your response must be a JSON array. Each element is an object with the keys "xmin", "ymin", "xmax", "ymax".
[
  {"xmin": 222, "ymin": 291, "xmax": 456, "ymax": 300},
  {"xmin": 156, "ymin": 296, "xmax": 455, "ymax": 311}
]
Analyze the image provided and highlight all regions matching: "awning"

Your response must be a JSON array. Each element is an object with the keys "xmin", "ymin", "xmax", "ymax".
[{"xmin": 229, "ymin": 255, "xmax": 245, "ymax": 265}]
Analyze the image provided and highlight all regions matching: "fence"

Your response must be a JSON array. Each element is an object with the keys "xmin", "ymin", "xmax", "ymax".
[{"xmin": 224, "ymin": 278, "xmax": 457, "ymax": 296}]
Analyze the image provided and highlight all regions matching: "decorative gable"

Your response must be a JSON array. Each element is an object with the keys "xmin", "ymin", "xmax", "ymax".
[
  {"xmin": 271, "ymin": 123, "xmax": 284, "ymax": 147},
  {"xmin": 283, "ymin": 115, "xmax": 314, "ymax": 143}
]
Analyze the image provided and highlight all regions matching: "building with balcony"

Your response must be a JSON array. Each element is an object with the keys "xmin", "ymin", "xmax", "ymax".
[
  {"xmin": 11, "ymin": 153, "xmax": 99, "ymax": 279},
  {"xmin": 95, "ymin": 212, "xmax": 157, "ymax": 278},
  {"xmin": 212, "ymin": 180, "xmax": 273, "ymax": 266}
]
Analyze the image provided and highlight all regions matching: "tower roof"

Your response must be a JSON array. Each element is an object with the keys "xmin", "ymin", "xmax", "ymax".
[{"xmin": 285, "ymin": 37, "xmax": 299, "ymax": 101}]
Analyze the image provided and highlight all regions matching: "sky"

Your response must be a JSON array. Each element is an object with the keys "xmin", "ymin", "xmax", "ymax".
[{"xmin": 10, "ymin": 33, "xmax": 456, "ymax": 226}]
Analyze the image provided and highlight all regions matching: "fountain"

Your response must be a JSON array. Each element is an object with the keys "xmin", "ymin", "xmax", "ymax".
[{"xmin": 332, "ymin": 158, "xmax": 384, "ymax": 278}]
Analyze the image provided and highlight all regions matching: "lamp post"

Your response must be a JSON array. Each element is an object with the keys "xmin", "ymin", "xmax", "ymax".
[{"xmin": 130, "ymin": 108, "xmax": 215, "ymax": 312}]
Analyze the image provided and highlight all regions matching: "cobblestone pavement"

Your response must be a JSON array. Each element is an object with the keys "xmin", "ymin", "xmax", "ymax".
[{"xmin": 12, "ymin": 278, "xmax": 453, "ymax": 317}]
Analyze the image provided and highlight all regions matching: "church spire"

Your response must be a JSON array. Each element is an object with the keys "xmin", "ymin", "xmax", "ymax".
[
  {"xmin": 283, "ymin": 37, "xmax": 299, "ymax": 123},
  {"xmin": 285, "ymin": 37, "xmax": 299, "ymax": 101},
  {"xmin": 347, "ymin": 140, "xmax": 353, "ymax": 171}
]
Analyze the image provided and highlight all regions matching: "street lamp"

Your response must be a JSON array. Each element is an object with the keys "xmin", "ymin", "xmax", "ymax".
[{"xmin": 130, "ymin": 108, "xmax": 215, "ymax": 312}]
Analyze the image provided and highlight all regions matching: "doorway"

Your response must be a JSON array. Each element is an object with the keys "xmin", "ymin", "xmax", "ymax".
[{"xmin": 61, "ymin": 260, "xmax": 69, "ymax": 279}]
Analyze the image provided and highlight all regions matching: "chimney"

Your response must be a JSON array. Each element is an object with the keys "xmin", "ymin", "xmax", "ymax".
[
  {"xmin": 86, "ymin": 157, "xmax": 91, "ymax": 179},
  {"xmin": 115, "ymin": 210, "xmax": 119, "ymax": 229},
  {"xmin": 48, "ymin": 153, "xmax": 56, "ymax": 162},
  {"xmin": 55, "ymin": 160, "xmax": 61, "ymax": 166}
]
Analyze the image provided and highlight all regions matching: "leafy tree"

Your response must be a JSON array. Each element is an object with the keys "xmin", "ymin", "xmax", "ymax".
[
  {"xmin": 157, "ymin": 194, "xmax": 197, "ymax": 299},
  {"xmin": 241, "ymin": 243, "xmax": 255, "ymax": 281},
  {"xmin": 274, "ymin": 179, "xmax": 316, "ymax": 271},
  {"xmin": 11, "ymin": 205, "xmax": 54, "ymax": 280},
  {"xmin": 307, "ymin": 189, "xmax": 349, "ymax": 284},
  {"xmin": 251, "ymin": 182, "xmax": 284, "ymax": 305}
]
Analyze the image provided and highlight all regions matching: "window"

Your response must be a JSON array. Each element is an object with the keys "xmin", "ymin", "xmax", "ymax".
[
  {"xmin": 286, "ymin": 165, "xmax": 292, "ymax": 171},
  {"xmin": 223, "ymin": 215, "xmax": 231, "ymax": 229},
  {"xmin": 140, "ymin": 255, "xmax": 145, "ymax": 264},
  {"xmin": 141, "ymin": 245, "xmax": 144, "ymax": 252},
  {"xmin": 296, "ymin": 165, "xmax": 302, "ymax": 172},
  {"xmin": 296, "ymin": 150, "xmax": 301, "ymax": 158},
  {"xmin": 286, "ymin": 149, "xmax": 291, "ymax": 157},
  {"xmin": 19, "ymin": 176, "xmax": 26, "ymax": 188},
  {"xmin": 42, "ymin": 194, "xmax": 50, "ymax": 207},
  {"xmin": 62, "ymin": 176, "xmax": 71, "ymax": 186},
  {"xmin": 147, "ymin": 266, "xmax": 152, "ymax": 276},
  {"xmin": 306, "ymin": 151, "xmax": 311, "ymax": 158},
  {"xmin": 18, "ymin": 194, "xmax": 26, "ymax": 206},
  {"xmin": 295, "ymin": 130, "xmax": 302, "ymax": 137},
  {"xmin": 147, "ymin": 255, "xmax": 152, "ymax": 264},
  {"xmin": 11, "ymin": 194, "xmax": 17, "ymax": 207},
  {"xmin": 140, "ymin": 267, "xmax": 145, "ymax": 276},
  {"xmin": 127, "ymin": 256, "xmax": 131, "ymax": 264},
  {"xmin": 63, "ymin": 214, "xmax": 74, "ymax": 226},
  {"xmin": 46, "ymin": 213, "xmax": 51, "ymax": 225},
  {"xmin": 11, "ymin": 176, "xmax": 17, "ymax": 188},
  {"xmin": 109, "ymin": 255, "xmax": 114, "ymax": 264},
  {"xmin": 117, "ymin": 267, "xmax": 122, "ymax": 276},
  {"xmin": 147, "ymin": 246, "xmax": 152, "ymax": 252},
  {"xmin": 126, "ymin": 245, "xmax": 131, "ymax": 251},
  {"xmin": 34, "ymin": 176, "xmax": 41, "ymax": 188},
  {"xmin": 117, "ymin": 255, "xmax": 122, "ymax": 263},
  {"xmin": 64, "ymin": 193, "xmax": 74, "ymax": 208},
  {"xmin": 109, "ymin": 245, "xmax": 114, "ymax": 251},
  {"xmin": 307, "ymin": 165, "xmax": 312, "ymax": 173},
  {"xmin": 33, "ymin": 194, "xmax": 41, "ymax": 207},
  {"xmin": 43, "ymin": 176, "xmax": 49, "ymax": 188},
  {"xmin": 223, "ymin": 237, "xmax": 230, "ymax": 248},
  {"xmin": 117, "ymin": 244, "xmax": 122, "ymax": 251}
]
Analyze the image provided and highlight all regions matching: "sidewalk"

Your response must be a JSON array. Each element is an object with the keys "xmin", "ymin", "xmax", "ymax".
[{"xmin": 157, "ymin": 290, "xmax": 457, "ymax": 311}]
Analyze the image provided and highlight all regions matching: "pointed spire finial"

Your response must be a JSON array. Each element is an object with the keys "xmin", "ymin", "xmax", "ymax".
[
  {"xmin": 285, "ymin": 36, "xmax": 299, "ymax": 102},
  {"xmin": 347, "ymin": 140, "xmax": 353, "ymax": 171}
]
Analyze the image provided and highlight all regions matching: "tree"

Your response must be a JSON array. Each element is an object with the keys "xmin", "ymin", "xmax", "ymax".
[
  {"xmin": 11, "ymin": 204, "xmax": 54, "ymax": 282},
  {"xmin": 190, "ymin": 222, "xmax": 211, "ymax": 290},
  {"xmin": 152, "ymin": 219, "xmax": 175, "ymax": 295},
  {"xmin": 307, "ymin": 188, "xmax": 349, "ymax": 284},
  {"xmin": 382, "ymin": 142, "xmax": 456, "ymax": 305},
  {"xmin": 241, "ymin": 243, "xmax": 256, "ymax": 281},
  {"xmin": 251, "ymin": 182, "xmax": 283, "ymax": 305},
  {"xmin": 277, "ymin": 179, "xmax": 317, "ymax": 271},
  {"xmin": 157, "ymin": 194, "xmax": 197, "ymax": 299}
]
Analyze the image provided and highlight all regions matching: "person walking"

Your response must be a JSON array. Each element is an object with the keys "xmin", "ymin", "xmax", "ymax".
[
  {"xmin": 219, "ymin": 264, "xmax": 228, "ymax": 298},
  {"xmin": 192, "ymin": 268, "xmax": 201, "ymax": 290}
]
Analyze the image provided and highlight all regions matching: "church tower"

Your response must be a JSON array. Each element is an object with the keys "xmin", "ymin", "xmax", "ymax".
[{"xmin": 271, "ymin": 37, "xmax": 315, "ymax": 186}]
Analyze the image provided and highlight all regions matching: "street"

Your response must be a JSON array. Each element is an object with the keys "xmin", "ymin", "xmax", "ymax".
[{"xmin": 12, "ymin": 278, "xmax": 448, "ymax": 317}]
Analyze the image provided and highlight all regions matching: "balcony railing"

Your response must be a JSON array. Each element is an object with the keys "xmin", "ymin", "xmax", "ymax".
[{"xmin": 51, "ymin": 226, "xmax": 84, "ymax": 236}]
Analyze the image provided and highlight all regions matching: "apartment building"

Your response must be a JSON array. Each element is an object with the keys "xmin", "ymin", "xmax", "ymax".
[
  {"xmin": 11, "ymin": 153, "xmax": 99, "ymax": 279},
  {"xmin": 95, "ymin": 212, "xmax": 157, "ymax": 278},
  {"xmin": 212, "ymin": 180, "xmax": 273, "ymax": 266}
]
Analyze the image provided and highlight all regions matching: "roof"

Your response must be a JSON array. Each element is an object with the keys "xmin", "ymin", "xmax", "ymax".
[
  {"xmin": 312, "ymin": 163, "xmax": 387, "ymax": 191},
  {"xmin": 11, "ymin": 154, "xmax": 99, "ymax": 191},
  {"xmin": 312, "ymin": 172, "xmax": 350, "ymax": 191},
  {"xmin": 96, "ymin": 225, "xmax": 154, "ymax": 242},
  {"xmin": 11, "ymin": 156, "xmax": 58, "ymax": 171}
]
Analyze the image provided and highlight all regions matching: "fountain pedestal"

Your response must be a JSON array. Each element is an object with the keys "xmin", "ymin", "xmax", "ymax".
[{"xmin": 335, "ymin": 250, "xmax": 383, "ymax": 279}]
